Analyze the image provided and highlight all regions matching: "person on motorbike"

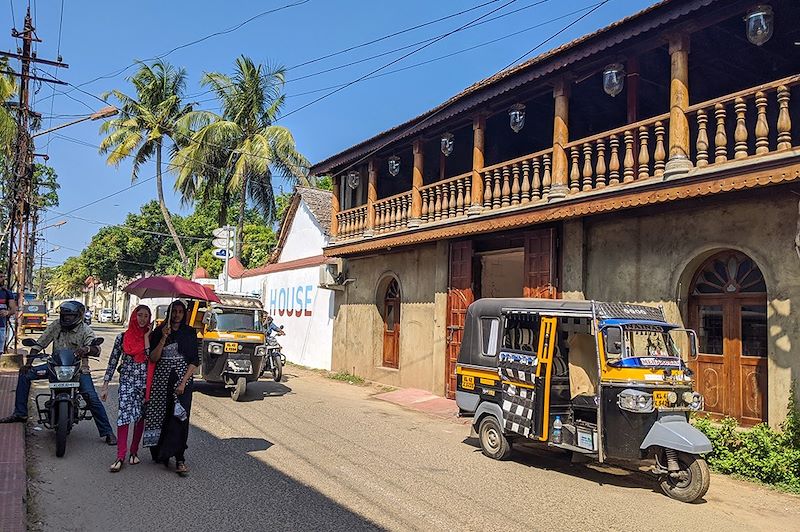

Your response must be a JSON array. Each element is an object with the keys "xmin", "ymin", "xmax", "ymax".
[
  {"xmin": 0, "ymin": 301, "xmax": 117, "ymax": 445},
  {"xmin": 263, "ymin": 314, "xmax": 285, "ymax": 338}
]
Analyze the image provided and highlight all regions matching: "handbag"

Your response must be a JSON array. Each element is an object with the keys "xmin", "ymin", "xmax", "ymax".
[{"xmin": 116, "ymin": 332, "xmax": 127, "ymax": 374}]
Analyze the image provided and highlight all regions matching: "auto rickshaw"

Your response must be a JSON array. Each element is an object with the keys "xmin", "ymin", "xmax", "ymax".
[
  {"xmin": 185, "ymin": 294, "xmax": 268, "ymax": 401},
  {"xmin": 20, "ymin": 300, "xmax": 48, "ymax": 333},
  {"xmin": 455, "ymin": 298, "xmax": 712, "ymax": 503}
]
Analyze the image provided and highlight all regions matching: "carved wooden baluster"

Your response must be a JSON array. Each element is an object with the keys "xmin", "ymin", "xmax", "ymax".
[
  {"xmin": 383, "ymin": 201, "xmax": 390, "ymax": 230},
  {"xmin": 426, "ymin": 188, "xmax": 434, "ymax": 222},
  {"xmin": 456, "ymin": 178, "xmax": 465, "ymax": 216},
  {"xmin": 509, "ymin": 164, "xmax": 520, "ymax": 205},
  {"xmin": 501, "ymin": 166, "xmax": 511, "ymax": 207},
  {"xmin": 483, "ymin": 171, "xmax": 493, "ymax": 209},
  {"xmin": 638, "ymin": 125, "xmax": 650, "ymax": 180},
  {"xmin": 419, "ymin": 189, "xmax": 428, "ymax": 223},
  {"xmin": 492, "ymin": 169, "xmax": 502, "ymax": 210},
  {"xmin": 654, "ymin": 121, "xmax": 666, "ymax": 176},
  {"xmin": 434, "ymin": 186, "xmax": 442, "ymax": 221},
  {"xmin": 608, "ymin": 135, "xmax": 620, "ymax": 185},
  {"xmin": 439, "ymin": 185, "xmax": 447, "ymax": 220},
  {"xmin": 531, "ymin": 158, "xmax": 541, "ymax": 201},
  {"xmin": 623, "ymin": 129, "xmax": 635, "ymax": 182},
  {"xmin": 395, "ymin": 198, "xmax": 403, "ymax": 228},
  {"xmin": 715, "ymin": 103, "xmax": 728, "ymax": 163},
  {"xmin": 403, "ymin": 196, "xmax": 410, "ymax": 225},
  {"xmin": 777, "ymin": 86, "xmax": 792, "ymax": 151},
  {"xmin": 754, "ymin": 91, "xmax": 769, "ymax": 155},
  {"xmin": 520, "ymin": 160, "xmax": 531, "ymax": 203},
  {"xmin": 695, "ymin": 111, "xmax": 709, "ymax": 168},
  {"xmin": 448, "ymin": 181, "xmax": 456, "ymax": 218},
  {"xmin": 569, "ymin": 146, "xmax": 580, "ymax": 193},
  {"xmin": 337, "ymin": 214, "xmax": 344, "ymax": 237},
  {"xmin": 464, "ymin": 179, "xmax": 471, "ymax": 213},
  {"xmin": 542, "ymin": 155, "xmax": 551, "ymax": 198},
  {"xmin": 354, "ymin": 211, "xmax": 360, "ymax": 235},
  {"xmin": 442, "ymin": 183, "xmax": 451, "ymax": 219},
  {"xmin": 734, "ymin": 97, "xmax": 748, "ymax": 159},
  {"xmin": 582, "ymin": 142, "xmax": 593, "ymax": 191},
  {"xmin": 345, "ymin": 212, "xmax": 352, "ymax": 237},
  {"xmin": 595, "ymin": 139, "xmax": 606, "ymax": 188}
]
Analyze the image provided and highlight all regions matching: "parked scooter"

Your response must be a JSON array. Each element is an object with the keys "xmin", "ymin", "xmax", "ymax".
[
  {"xmin": 22, "ymin": 336, "xmax": 105, "ymax": 457},
  {"xmin": 261, "ymin": 328, "xmax": 286, "ymax": 382}
]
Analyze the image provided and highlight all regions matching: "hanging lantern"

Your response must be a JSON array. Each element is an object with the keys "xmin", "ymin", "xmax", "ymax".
[
  {"xmin": 347, "ymin": 170, "xmax": 360, "ymax": 190},
  {"xmin": 388, "ymin": 155, "xmax": 401, "ymax": 177},
  {"xmin": 508, "ymin": 103, "xmax": 526, "ymax": 133},
  {"xmin": 602, "ymin": 63, "xmax": 625, "ymax": 97},
  {"xmin": 745, "ymin": 5, "xmax": 774, "ymax": 46},
  {"xmin": 440, "ymin": 132, "xmax": 454, "ymax": 157}
]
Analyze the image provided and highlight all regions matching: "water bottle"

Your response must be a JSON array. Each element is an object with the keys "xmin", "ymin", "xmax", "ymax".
[{"xmin": 552, "ymin": 416, "xmax": 563, "ymax": 444}]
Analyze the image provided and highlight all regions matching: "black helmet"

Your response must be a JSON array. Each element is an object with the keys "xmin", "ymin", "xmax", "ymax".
[{"xmin": 59, "ymin": 300, "xmax": 86, "ymax": 331}]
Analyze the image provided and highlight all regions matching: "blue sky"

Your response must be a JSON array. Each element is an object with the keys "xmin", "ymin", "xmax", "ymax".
[{"xmin": 3, "ymin": 0, "xmax": 654, "ymax": 266}]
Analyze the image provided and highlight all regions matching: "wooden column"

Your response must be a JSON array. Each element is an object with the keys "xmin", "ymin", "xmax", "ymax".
[
  {"xmin": 365, "ymin": 160, "xmax": 378, "ymax": 237},
  {"xmin": 549, "ymin": 79, "xmax": 570, "ymax": 199},
  {"xmin": 468, "ymin": 114, "xmax": 485, "ymax": 215},
  {"xmin": 626, "ymin": 57, "xmax": 640, "ymax": 123},
  {"xmin": 330, "ymin": 176, "xmax": 340, "ymax": 239},
  {"xmin": 409, "ymin": 139, "xmax": 424, "ymax": 227},
  {"xmin": 664, "ymin": 34, "xmax": 692, "ymax": 178}
]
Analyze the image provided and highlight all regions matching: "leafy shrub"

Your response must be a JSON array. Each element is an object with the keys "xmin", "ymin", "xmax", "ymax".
[{"xmin": 693, "ymin": 382, "xmax": 800, "ymax": 493}]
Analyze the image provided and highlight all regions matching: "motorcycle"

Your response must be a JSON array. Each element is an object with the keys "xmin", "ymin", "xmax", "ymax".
[
  {"xmin": 261, "ymin": 328, "xmax": 286, "ymax": 383},
  {"xmin": 22, "ymin": 337, "xmax": 105, "ymax": 457}
]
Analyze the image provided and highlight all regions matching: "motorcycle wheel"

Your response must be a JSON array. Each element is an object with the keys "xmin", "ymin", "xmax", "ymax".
[
  {"xmin": 55, "ymin": 402, "xmax": 70, "ymax": 458},
  {"xmin": 272, "ymin": 356, "xmax": 283, "ymax": 382},
  {"xmin": 231, "ymin": 377, "xmax": 247, "ymax": 402}
]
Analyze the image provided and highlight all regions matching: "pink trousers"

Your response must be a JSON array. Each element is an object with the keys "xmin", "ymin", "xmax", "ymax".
[{"xmin": 117, "ymin": 419, "xmax": 145, "ymax": 461}]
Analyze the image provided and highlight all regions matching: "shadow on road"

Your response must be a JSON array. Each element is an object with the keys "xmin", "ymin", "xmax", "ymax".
[{"xmin": 193, "ymin": 380, "xmax": 292, "ymax": 402}]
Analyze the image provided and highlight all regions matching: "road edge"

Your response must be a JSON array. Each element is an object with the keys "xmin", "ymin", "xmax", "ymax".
[{"xmin": 0, "ymin": 371, "xmax": 26, "ymax": 532}]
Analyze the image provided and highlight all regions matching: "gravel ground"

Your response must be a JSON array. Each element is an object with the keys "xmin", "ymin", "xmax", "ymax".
[{"xmin": 24, "ymin": 324, "xmax": 800, "ymax": 532}]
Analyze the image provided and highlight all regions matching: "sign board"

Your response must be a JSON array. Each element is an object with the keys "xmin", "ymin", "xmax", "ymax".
[
  {"xmin": 212, "ymin": 248, "xmax": 228, "ymax": 259},
  {"xmin": 212, "ymin": 227, "xmax": 234, "ymax": 238},
  {"xmin": 212, "ymin": 237, "xmax": 232, "ymax": 250}
]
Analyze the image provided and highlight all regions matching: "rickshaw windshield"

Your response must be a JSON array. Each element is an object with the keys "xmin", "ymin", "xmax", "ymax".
[
  {"xmin": 212, "ymin": 308, "xmax": 262, "ymax": 332},
  {"xmin": 604, "ymin": 322, "xmax": 694, "ymax": 362}
]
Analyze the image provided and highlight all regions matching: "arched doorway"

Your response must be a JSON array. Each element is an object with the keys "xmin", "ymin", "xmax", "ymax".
[
  {"xmin": 382, "ymin": 278, "xmax": 400, "ymax": 369},
  {"xmin": 688, "ymin": 250, "xmax": 768, "ymax": 425}
]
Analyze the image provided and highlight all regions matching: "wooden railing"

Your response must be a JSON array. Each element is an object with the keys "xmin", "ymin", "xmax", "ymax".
[
  {"xmin": 335, "ymin": 205, "xmax": 367, "ymax": 240},
  {"xmin": 420, "ymin": 172, "xmax": 471, "ymax": 224},
  {"xmin": 687, "ymin": 74, "xmax": 798, "ymax": 168},
  {"xmin": 374, "ymin": 191, "xmax": 412, "ymax": 233},
  {"xmin": 479, "ymin": 149, "xmax": 554, "ymax": 210}
]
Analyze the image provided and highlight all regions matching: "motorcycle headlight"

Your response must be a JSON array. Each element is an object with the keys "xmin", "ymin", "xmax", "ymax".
[
  {"xmin": 54, "ymin": 366, "xmax": 75, "ymax": 381},
  {"xmin": 618, "ymin": 389, "xmax": 654, "ymax": 413},
  {"xmin": 208, "ymin": 343, "xmax": 223, "ymax": 355},
  {"xmin": 255, "ymin": 345, "xmax": 266, "ymax": 357}
]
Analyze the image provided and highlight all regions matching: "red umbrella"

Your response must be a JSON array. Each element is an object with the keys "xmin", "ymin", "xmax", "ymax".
[{"xmin": 123, "ymin": 275, "xmax": 221, "ymax": 303}]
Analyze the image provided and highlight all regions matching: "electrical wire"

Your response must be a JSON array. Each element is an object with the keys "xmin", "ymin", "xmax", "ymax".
[
  {"xmin": 44, "ymin": 0, "xmax": 66, "ymax": 154},
  {"xmin": 9, "ymin": 0, "xmax": 16, "ymax": 29}
]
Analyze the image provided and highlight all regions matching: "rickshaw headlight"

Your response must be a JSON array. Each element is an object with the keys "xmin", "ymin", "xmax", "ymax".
[
  {"xmin": 682, "ymin": 391, "xmax": 695, "ymax": 404},
  {"xmin": 208, "ymin": 343, "xmax": 223, "ymax": 355},
  {"xmin": 618, "ymin": 389, "xmax": 654, "ymax": 413},
  {"xmin": 688, "ymin": 392, "xmax": 703, "ymax": 411},
  {"xmin": 667, "ymin": 391, "xmax": 678, "ymax": 404},
  {"xmin": 255, "ymin": 345, "xmax": 266, "ymax": 357}
]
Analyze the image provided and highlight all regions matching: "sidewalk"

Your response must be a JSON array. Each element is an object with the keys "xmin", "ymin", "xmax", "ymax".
[
  {"xmin": 0, "ymin": 371, "xmax": 26, "ymax": 532},
  {"xmin": 372, "ymin": 387, "xmax": 469, "ymax": 424}
]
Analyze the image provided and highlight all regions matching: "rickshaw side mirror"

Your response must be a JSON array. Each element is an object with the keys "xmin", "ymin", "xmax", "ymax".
[
  {"xmin": 605, "ymin": 326, "xmax": 623, "ymax": 355},
  {"xmin": 202, "ymin": 311, "xmax": 212, "ymax": 325},
  {"xmin": 688, "ymin": 329, "xmax": 699, "ymax": 360}
]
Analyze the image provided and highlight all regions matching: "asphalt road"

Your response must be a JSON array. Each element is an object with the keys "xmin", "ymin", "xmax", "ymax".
[{"xmin": 24, "ymin": 324, "xmax": 800, "ymax": 532}]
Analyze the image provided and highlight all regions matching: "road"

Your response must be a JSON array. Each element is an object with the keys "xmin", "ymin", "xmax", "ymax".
[{"xmin": 25, "ymin": 324, "xmax": 800, "ymax": 532}]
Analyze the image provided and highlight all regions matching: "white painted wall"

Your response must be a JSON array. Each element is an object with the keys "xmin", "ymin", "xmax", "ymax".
[{"xmin": 278, "ymin": 202, "xmax": 328, "ymax": 262}]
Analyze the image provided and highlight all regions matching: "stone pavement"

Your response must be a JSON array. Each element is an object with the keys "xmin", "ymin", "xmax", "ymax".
[
  {"xmin": 373, "ymin": 387, "xmax": 470, "ymax": 424},
  {"xmin": 0, "ymin": 371, "xmax": 25, "ymax": 532}
]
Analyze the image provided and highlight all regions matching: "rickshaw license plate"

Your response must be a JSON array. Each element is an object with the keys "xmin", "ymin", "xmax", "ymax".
[
  {"xmin": 653, "ymin": 391, "xmax": 669, "ymax": 408},
  {"xmin": 461, "ymin": 375, "xmax": 475, "ymax": 390},
  {"xmin": 224, "ymin": 342, "xmax": 239, "ymax": 353}
]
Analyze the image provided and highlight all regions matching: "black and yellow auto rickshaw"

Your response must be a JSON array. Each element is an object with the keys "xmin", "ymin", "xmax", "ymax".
[
  {"xmin": 456, "ymin": 298, "xmax": 712, "ymax": 503},
  {"xmin": 185, "ymin": 294, "xmax": 268, "ymax": 401},
  {"xmin": 20, "ymin": 300, "xmax": 48, "ymax": 333}
]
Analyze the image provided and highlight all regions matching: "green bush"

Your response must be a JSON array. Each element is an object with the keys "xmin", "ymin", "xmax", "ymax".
[{"xmin": 693, "ymin": 383, "xmax": 800, "ymax": 493}]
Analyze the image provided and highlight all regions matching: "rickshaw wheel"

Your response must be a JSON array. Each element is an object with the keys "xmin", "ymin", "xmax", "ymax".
[
  {"xmin": 659, "ymin": 453, "xmax": 710, "ymax": 503},
  {"xmin": 478, "ymin": 416, "xmax": 511, "ymax": 460},
  {"xmin": 231, "ymin": 377, "xmax": 247, "ymax": 402}
]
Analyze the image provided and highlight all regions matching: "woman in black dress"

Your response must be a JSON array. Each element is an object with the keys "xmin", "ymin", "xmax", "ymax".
[{"xmin": 142, "ymin": 300, "xmax": 198, "ymax": 476}]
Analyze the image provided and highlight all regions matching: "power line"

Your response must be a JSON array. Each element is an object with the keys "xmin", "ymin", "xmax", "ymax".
[
  {"xmin": 44, "ymin": 0, "xmax": 66, "ymax": 154},
  {"xmin": 8, "ymin": 0, "xmax": 15, "ymax": 28}
]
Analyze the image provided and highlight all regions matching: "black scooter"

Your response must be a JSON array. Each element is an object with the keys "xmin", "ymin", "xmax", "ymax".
[{"xmin": 22, "ymin": 337, "xmax": 104, "ymax": 457}]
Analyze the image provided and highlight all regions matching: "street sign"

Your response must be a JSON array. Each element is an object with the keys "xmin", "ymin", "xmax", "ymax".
[
  {"xmin": 212, "ymin": 237, "xmax": 232, "ymax": 249},
  {"xmin": 212, "ymin": 227, "xmax": 234, "ymax": 238},
  {"xmin": 212, "ymin": 248, "xmax": 228, "ymax": 259}
]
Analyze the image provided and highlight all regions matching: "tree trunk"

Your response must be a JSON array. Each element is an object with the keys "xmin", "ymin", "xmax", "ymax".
[
  {"xmin": 155, "ymin": 141, "xmax": 189, "ymax": 268},
  {"xmin": 218, "ymin": 187, "xmax": 231, "ymax": 227},
  {"xmin": 235, "ymin": 176, "xmax": 246, "ymax": 259}
]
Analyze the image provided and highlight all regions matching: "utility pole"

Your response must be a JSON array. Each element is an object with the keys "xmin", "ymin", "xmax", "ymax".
[{"xmin": 3, "ymin": 9, "xmax": 68, "ymax": 351}]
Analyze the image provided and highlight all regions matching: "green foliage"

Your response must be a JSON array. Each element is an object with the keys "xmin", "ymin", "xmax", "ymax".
[
  {"xmin": 327, "ymin": 371, "xmax": 366, "ymax": 385},
  {"xmin": 313, "ymin": 174, "xmax": 333, "ymax": 191},
  {"xmin": 33, "ymin": 164, "xmax": 60, "ymax": 208},
  {"xmin": 693, "ymin": 383, "xmax": 800, "ymax": 493},
  {"xmin": 47, "ymin": 256, "xmax": 89, "ymax": 298},
  {"xmin": 240, "ymin": 223, "xmax": 276, "ymax": 269}
]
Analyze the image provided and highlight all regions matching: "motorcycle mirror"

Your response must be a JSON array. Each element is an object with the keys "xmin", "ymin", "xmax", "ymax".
[
  {"xmin": 21, "ymin": 338, "xmax": 36, "ymax": 347},
  {"xmin": 90, "ymin": 337, "xmax": 105, "ymax": 346},
  {"xmin": 279, "ymin": 325, "xmax": 284, "ymax": 330}
]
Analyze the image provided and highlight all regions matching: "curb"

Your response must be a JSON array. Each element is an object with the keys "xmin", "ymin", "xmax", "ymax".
[{"xmin": 0, "ymin": 371, "xmax": 26, "ymax": 532}]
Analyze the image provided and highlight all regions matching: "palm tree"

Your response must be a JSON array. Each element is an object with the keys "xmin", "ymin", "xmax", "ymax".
[
  {"xmin": 0, "ymin": 57, "xmax": 17, "ymax": 162},
  {"xmin": 99, "ymin": 60, "xmax": 193, "ymax": 267},
  {"xmin": 172, "ymin": 55, "xmax": 309, "ymax": 257}
]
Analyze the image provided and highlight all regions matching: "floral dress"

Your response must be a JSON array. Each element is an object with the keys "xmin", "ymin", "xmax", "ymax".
[{"xmin": 103, "ymin": 333, "xmax": 148, "ymax": 427}]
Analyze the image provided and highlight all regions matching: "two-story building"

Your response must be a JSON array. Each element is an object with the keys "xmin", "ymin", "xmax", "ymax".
[{"xmin": 311, "ymin": 0, "xmax": 800, "ymax": 426}]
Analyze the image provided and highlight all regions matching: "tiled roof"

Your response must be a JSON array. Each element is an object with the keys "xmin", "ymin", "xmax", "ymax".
[{"xmin": 296, "ymin": 186, "xmax": 332, "ymax": 235}]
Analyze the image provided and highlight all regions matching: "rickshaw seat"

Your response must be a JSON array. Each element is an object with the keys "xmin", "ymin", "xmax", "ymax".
[{"xmin": 572, "ymin": 394, "xmax": 598, "ymax": 409}]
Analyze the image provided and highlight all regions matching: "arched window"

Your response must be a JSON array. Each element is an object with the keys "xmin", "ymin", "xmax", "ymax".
[
  {"xmin": 382, "ymin": 278, "xmax": 400, "ymax": 369},
  {"xmin": 689, "ymin": 250, "xmax": 767, "ymax": 425}
]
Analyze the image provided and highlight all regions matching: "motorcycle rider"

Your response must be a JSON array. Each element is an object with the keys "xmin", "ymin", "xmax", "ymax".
[
  {"xmin": 263, "ymin": 314, "xmax": 285, "ymax": 338},
  {"xmin": 0, "ymin": 301, "xmax": 117, "ymax": 445}
]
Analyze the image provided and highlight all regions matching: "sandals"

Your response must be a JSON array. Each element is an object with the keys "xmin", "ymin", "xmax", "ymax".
[
  {"xmin": 175, "ymin": 461, "xmax": 189, "ymax": 476},
  {"xmin": 129, "ymin": 454, "xmax": 140, "ymax": 465},
  {"xmin": 109, "ymin": 459, "xmax": 123, "ymax": 473}
]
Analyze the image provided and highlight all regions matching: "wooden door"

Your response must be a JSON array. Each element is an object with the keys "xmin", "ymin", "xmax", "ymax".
[
  {"xmin": 382, "ymin": 279, "xmax": 400, "ymax": 369},
  {"xmin": 688, "ymin": 251, "xmax": 768, "ymax": 425},
  {"xmin": 446, "ymin": 241, "xmax": 474, "ymax": 398},
  {"xmin": 523, "ymin": 228, "xmax": 556, "ymax": 298}
]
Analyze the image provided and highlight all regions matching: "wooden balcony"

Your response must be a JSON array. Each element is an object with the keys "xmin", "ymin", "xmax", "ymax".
[{"xmin": 330, "ymin": 74, "xmax": 799, "ymax": 246}]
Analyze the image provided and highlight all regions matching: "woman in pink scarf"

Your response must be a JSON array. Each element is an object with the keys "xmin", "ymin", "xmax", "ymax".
[{"xmin": 100, "ymin": 305, "xmax": 152, "ymax": 472}]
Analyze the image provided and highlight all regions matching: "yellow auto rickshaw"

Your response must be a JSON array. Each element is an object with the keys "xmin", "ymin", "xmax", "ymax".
[
  {"xmin": 456, "ymin": 298, "xmax": 711, "ymax": 503},
  {"xmin": 20, "ymin": 300, "xmax": 48, "ymax": 333}
]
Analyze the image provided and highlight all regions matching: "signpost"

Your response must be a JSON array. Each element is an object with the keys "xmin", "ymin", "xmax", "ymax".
[{"xmin": 212, "ymin": 226, "xmax": 235, "ymax": 291}]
